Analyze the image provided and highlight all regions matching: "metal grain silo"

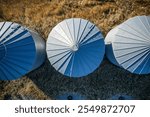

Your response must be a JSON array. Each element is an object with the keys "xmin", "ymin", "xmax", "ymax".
[
  {"xmin": 112, "ymin": 16, "xmax": 150, "ymax": 74},
  {"xmin": 0, "ymin": 22, "xmax": 46, "ymax": 80},
  {"xmin": 46, "ymin": 18, "xmax": 105, "ymax": 78}
]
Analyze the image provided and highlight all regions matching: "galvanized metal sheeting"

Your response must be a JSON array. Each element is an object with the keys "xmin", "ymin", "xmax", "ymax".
[
  {"xmin": 105, "ymin": 16, "xmax": 150, "ymax": 74},
  {"xmin": 0, "ymin": 22, "xmax": 46, "ymax": 80},
  {"xmin": 105, "ymin": 26, "xmax": 120, "ymax": 67},
  {"xmin": 28, "ymin": 30, "xmax": 46, "ymax": 70},
  {"xmin": 112, "ymin": 16, "xmax": 150, "ymax": 74},
  {"xmin": 46, "ymin": 18, "xmax": 105, "ymax": 78},
  {"xmin": 0, "ymin": 15, "xmax": 149, "ymax": 81}
]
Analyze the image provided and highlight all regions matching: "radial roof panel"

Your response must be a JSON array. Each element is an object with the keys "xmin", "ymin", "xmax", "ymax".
[
  {"xmin": 0, "ymin": 22, "xmax": 46, "ymax": 80},
  {"xmin": 112, "ymin": 16, "xmax": 150, "ymax": 74},
  {"xmin": 47, "ymin": 18, "xmax": 105, "ymax": 77}
]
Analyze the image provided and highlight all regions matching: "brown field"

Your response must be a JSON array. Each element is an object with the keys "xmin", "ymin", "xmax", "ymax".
[{"xmin": 0, "ymin": 0, "xmax": 150, "ymax": 100}]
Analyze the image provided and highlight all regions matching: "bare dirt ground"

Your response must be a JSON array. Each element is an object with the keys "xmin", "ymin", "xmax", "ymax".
[{"xmin": 0, "ymin": 0, "xmax": 150, "ymax": 100}]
